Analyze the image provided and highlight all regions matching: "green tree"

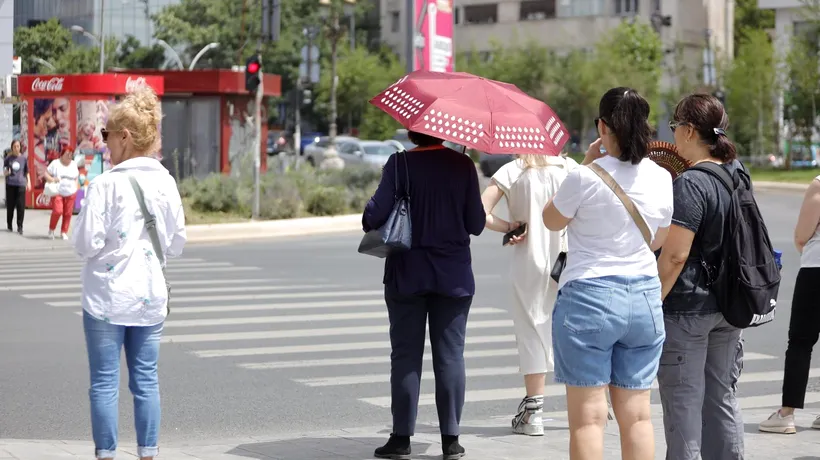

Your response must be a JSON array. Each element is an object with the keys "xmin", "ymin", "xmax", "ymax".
[
  {"xmin": 725, "ymin": 29, "xmax": 780, "ymax": 158},
  {"xmin": 784, "ymin": 30, "xmax": 820, "ymax": 166},
  {"xmin": 594, "ymin": 21, "xmax": 664, "ymax": 126},
  {"xmin": 734, "ymin": 0, "xmax": 775, "ymax": 55},
  {"xmin": 115, "ymin": 35, "xmax": 167, "ymax": 69},
  {"xmin": 545, "ymin": 50, "xmax": 600, "ymax": 147},
  {"xmin": 315, "ymin": 45, "xmax": 405, "ymax": 139},
  {"xmin": 13, "ymin": 18, "xmax": 75, "ymax": 73}
]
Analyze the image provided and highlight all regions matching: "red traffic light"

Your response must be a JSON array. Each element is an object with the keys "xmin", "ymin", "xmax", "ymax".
[{"xmin": 247, "ymin": 61, "xmax": 260, "ymax": 74}]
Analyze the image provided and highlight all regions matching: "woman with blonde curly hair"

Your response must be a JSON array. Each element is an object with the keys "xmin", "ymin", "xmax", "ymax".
[{"xmin": 72, "ymin": 86, "xmax": 187, "ymax": 460}]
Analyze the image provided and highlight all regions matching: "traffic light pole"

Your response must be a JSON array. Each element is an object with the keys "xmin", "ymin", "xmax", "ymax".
[{"xmin": 253, "ymin": 47, "xmax": 263, "ymax": 219}]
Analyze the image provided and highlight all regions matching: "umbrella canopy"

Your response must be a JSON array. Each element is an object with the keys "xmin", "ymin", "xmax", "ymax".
[{"xmin": 370, "ymin": 70, "xmax": 569, "ymax": 156}]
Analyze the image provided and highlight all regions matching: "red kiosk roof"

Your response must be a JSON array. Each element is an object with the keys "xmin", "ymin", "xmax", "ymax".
[
  {"xmin": 18, "ymin": 74, "xmax": 165, "ymax": 96},
  {"xmin": 113, "ymin": 69, "xmax": 281, "ymax": 97}
]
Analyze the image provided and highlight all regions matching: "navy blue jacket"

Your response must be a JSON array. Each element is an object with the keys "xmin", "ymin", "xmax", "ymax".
[{"xmin": 362, "ymin": 146, "xmax": 486, "ymax": 297}]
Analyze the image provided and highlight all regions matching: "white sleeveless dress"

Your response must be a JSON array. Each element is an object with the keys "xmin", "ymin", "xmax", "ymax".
[{"xmin": 491, "ymin": 156, "xmax": 578, "ymax": 374}]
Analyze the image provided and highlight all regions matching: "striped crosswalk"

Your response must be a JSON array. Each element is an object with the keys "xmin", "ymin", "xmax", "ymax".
[{"xmin": 5, "ymin": 247, "xmax": 816, "ymax": 416}]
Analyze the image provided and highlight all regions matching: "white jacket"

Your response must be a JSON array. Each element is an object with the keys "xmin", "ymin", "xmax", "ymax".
[{"xmin": 72, "ymin": 157, "xmax": 187, "ymax": 326}]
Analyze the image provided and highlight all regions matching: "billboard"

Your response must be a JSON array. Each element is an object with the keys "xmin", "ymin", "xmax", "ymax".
[{"xmin": 414, "ymin": 0, "xmax": 454, "ymax": 73}]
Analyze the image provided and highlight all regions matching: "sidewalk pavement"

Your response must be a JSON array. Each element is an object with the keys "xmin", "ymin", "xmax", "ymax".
[
  {"xmin": 1, "ymin": 409, "xmax": 818, "ymax": 459},
  {"xmin": 0, "ymin": 178, "xmax": 808, "ymax": 251}
]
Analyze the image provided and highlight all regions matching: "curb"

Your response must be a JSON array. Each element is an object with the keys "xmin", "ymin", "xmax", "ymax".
[
  {"xmin": 185, "ymin": 213, "xmax": 362, "ymax": 243},
  {"xmin": 753, "ymin": 180, "xmax": 809, "ymax": 191}
]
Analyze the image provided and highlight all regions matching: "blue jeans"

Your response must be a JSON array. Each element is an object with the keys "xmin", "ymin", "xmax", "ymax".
[
  {"xmin": 552, "ymin": 275, "xmax": 665, "ymax": 389},
  {"xmin": 83, "ymin": 311, "xmax": 163, "ymax": 459}
]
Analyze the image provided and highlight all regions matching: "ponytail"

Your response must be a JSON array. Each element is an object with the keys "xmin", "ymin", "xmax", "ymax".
[{"xmin": 599, "ymin": 88, "xmax": 653, "ymax": 165}]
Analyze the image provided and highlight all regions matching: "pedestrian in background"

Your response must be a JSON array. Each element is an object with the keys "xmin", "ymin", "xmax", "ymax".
[
  {"xmin": 481, "ymin": 153, "xmax": 578, "ymax": 436},
  {"xmin": 43, "ymin": 148, "xmax": 79, "ymax": 240},
  {"xmin": 542, "ymin": 87, "xmax": 673, "ymax": 460},
  {"xmin": 758, "ymin": 175, "xmax": 820, "ymax": 434},
  {"xmin": 4, "ymin": 139, "xmax": 30, "ymax": 234},
  {"xmin": 362, "ymin": 131, "xmax": 485, "ymax": 460},
  {"xmin": 72, "ymin": 86, "xmax": 187, "ymax": 460},
  {"xmin": 656, "ymin": 94, "xmax": 745, "ymax": 460}
]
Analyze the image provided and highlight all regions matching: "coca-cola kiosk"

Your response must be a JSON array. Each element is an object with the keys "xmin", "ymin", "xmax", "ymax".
[{"xmin": 16, "ymin": 74, "xmax": 165, "ymax": 209}]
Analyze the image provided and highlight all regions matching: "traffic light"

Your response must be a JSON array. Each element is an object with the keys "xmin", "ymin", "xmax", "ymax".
[{"xmin": 245, "ymin": 55, "xmax": 261, "ymax": 93}]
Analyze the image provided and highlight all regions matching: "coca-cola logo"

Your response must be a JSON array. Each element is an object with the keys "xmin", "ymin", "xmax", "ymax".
[
  {"xmin": 35, "ymin": 192, "xmax": 53, "ymax": 207},
  {"xmin": 31, "ymin": 77, "xmax": 65, "ymax": 92},
  {"xmin": 125, "ymin": 77, "xmax": 147, "ymax": 93}
]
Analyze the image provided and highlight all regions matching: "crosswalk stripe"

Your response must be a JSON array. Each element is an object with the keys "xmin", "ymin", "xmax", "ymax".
[
  {"xmin": 2, "ymin": 250, "xmax": 78, "ymax": 259},
  {"xmin": 0, "ymin": 259, "xmax": 210, "ymax": 271},
  {"xmin": 241, "ymin": 349, "xmax": 520, "ymax": 370},
  {"xmin": 0, "ymin": 266, "xmax": 259, "ymax": 281},
  {"xmin": 0, "ymin": 278, "xmax": 290, "ymax": 292},
  {"xmin": 163, "ymin": 319, "xmax": 513, "ymax": 344},
  {"xmin": 165, "ymin": 307, "xmax": 504, "ymax": 328},
  {"xmin": 49, "ymin": 289, "xmax": 384, "ymax": 307},
  {"xmin": 23, "ymin": 283, "xmax": 344, "ymax": 299},
  {"xmin": 298, "ymin": 366, "xmax": 522, "ymax": 387},
  {"xmin": 168, "ymin": 299, "xmax": 385, "ymax": 314},
  {"xmin": 193, "ymin": 334, "xmax": 517, "ymax": 358}
]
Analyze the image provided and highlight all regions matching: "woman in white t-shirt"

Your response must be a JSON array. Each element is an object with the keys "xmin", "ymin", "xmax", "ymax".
[
  {"xmin": 481, "ymin": 154, "xmax": 577, "ymax": 436},
  {"xmin": 43, "ymin": 149, "xmax": 80, "ymax": 239},
  {"xmin": 542, "ymin": 87, "xmax": 673, "ymax": 460}
]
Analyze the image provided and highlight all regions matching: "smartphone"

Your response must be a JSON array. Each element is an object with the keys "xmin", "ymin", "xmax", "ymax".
[{"xmin": 502, "ymin": 223, "xmax": 527, "ymax": 246}]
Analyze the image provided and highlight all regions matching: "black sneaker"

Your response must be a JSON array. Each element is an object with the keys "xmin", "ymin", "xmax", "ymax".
[
  {"xmin": 442, "ymin": 435, "xmax": 465, "ymax": 460},
  {"xmin": 16, "ymin": 228, "xmax": 22, "ymax": 235},
  {"xmin": 374, "ymin": 434, "xmax": 411, "ymax": 459}
]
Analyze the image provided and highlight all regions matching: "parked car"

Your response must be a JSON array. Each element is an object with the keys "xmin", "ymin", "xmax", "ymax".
[
  {"xmin": 303, "ymin": 135, "xmax": 359, "ymax": 166},
  {"xmin": 479, "ymin": 151, "xmax": 515, "ymax": 177},
  {"xmin": 338, "ymin": 140, "xmax": 395, "ymax": 168}
]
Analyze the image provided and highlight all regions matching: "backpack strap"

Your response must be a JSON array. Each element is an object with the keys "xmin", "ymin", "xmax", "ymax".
[
  {"xmin": 690, "ymin": 161, "xmax": 734, "ymax": 193},
  {"xmin": 586, "ymin": 163, "xmax": 652, "ymax": 247},
  {"xmin": 127, "ymin": 174, "xmax": 166, "ymax": 269}
]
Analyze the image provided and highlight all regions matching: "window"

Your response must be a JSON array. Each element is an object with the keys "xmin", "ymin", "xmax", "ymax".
[
  {"xmin": 519, "ymin": 0, "xmax": 556, "ymax": 21},
  {"xmin": 390, "ymin": 11, "xmax": 400, "ymax": 33},
  {"xmin": 557, "ymin": 0, "xmax": 603, "ymax": 17},
  {"xmin": 614, "ymin": 0, "xmax": 638, "ymax": 15},
  {"xmin": 464, "ymin": 4, "xmax": 498, "ymax": 24}
]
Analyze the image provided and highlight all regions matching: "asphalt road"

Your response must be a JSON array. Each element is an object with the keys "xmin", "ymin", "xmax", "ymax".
[{"xmin": 0, "ymin": 188, "xmax": 815, "ymax": 444}]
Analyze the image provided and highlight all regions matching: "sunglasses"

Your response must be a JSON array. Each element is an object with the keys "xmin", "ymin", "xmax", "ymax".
[
  {"xmin": 594, "ymin": 117, "xmax": 608, "ymax": 130},
  {"xmin": 100, "ymin": 128, "xmax": 110, "ymax": 142},
  {"xmin": 668, "ymin": 121, "xmax": 686, "ymax": 133}
]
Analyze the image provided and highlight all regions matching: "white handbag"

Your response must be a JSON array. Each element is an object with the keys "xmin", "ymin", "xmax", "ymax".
[{"xmin": 43, "ymin": 181, "xmax": 59, "ymax": 197}]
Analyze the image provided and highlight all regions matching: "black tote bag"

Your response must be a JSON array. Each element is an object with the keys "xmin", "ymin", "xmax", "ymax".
[{"xmin": 358, "ymin": 151, "xmax": 412, "ymax": 258}]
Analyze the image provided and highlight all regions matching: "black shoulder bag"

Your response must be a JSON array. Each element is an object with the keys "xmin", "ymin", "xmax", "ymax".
[{"xmin": 357, "ymin": 151, "xmax": 412, "ymax": 258}]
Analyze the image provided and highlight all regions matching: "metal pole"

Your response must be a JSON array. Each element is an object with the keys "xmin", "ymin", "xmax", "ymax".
[
  {"xmin": 99, "ymin": 0, "xmax": 106, "ymax": 73},
  {"xmin": 294, "ymin": 82, "xmax": 302, "ymax": 157},
  {"xmin": 253, "ymin": 43, "xmax": 263, "ymax": 219},
  {"xmin": 405, "ymin": 0, "xmax": 414, "ymax": 73},
  {"xmin": 329, "ymin": 13, "xmax": 339, "ymax": 149},
  {"xmin": 348, "ymin": 14, "xmax": 354, "ymax": 134}
]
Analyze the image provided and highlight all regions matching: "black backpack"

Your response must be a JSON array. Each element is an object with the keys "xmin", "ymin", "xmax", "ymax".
[{"xmin": 690, "ymin": 162, "xmax": 781, "ymax": 328}]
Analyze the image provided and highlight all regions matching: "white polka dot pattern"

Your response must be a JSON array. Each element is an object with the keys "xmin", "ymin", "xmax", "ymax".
[{"xmin": 369, "ymin": 73, "xmax": 570, "ymax": 156}]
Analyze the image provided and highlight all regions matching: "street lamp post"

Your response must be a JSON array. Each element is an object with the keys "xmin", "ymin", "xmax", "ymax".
[
  {"xmin": 156, "ymin": 39, "xmax": 185, "ymax": 70},
  {"xmin": 189, "ymin": 42, "xmax": 220, "ymax": 71},
  {"xmin": 31, "ymin": 57, "xmax": 56, "ymax": 72},
  {"xmin": 70, "ymin": 25, "xmax": 104, "ymax": 73},
  {"xmin": 99, "ymin": 0, "xmax": 106, "ymax": 73},
  {"xmin": 318, "ymin": 0, "xmax": 355, "ymax": 170}
]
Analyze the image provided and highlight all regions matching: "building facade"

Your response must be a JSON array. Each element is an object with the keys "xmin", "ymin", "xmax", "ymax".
[
  {"xmin": 13, "ymin": 0, "xmax": 180, "ymax": 46},
  {"xmin": 381, "ymin": 0, "xmax": 734, "ymax": 90}
]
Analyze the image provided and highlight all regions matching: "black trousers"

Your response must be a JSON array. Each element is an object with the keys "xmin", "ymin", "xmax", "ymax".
[
  {"xmin": 782, "ymin": 267, "xmax": 820, "ymax": 408},
  {"xmin": 5, "ymin": 184, "xmax": 25, "ymax": 231},
  {"xmin": 385, "ymin": 285, "xmax": 472, "ymax": 437}
]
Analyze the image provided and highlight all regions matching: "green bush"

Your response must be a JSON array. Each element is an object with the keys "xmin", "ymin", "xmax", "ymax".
[{"xmin": 179, "ymin": 162, "xmax": 383, "ymax": 221}]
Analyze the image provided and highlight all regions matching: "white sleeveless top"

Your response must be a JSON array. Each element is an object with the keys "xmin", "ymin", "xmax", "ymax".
[{"xmin": 801, "ymin": 175, "xmax": 820, "ymax": 268}]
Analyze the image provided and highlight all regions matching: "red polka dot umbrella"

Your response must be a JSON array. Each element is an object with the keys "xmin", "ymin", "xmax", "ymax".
[{"xmin": 370, "ymin": 70, "xmax": 570, "ymax": 156}]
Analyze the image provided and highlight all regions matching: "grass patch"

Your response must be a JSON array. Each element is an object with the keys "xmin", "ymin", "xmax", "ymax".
[
  {"xmin": 182, "ymin": 198, "xmax": 248, "ymax": 225},
  {"xmin": 748, "ymin": 167, "xmax": 819, "ymax": 184}
]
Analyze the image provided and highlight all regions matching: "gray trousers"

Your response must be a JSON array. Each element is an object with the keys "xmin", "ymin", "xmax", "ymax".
[{"xmin": 657, "ymin": 313, "xmax": 744, "ymax": 460}]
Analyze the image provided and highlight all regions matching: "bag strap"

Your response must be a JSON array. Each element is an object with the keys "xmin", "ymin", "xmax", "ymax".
[
  {"xmin": 393, "ymin": 150, "xmax": 410, "ymax": 199},
  {"xmin": 586, "ymin": 163, "xmax": 652, "ymax": 247},
  {"xmin": 127, "ymin": 174, "xmax": 166, "ymax": 268}
]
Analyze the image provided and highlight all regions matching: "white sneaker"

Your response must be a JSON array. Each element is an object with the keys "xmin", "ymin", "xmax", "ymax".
[
  {"xmin": 61, "ymin": 233, "xmax": 68, "ymax": 240},
  {"xmin": 48, "ymin": 230, "xmax": 54, "ymax": 239},
  {"xmin": 759, "ymin": 410, "xmax": 797, "ymax": 434},
  {"xmin": 813, "ymin": 415, "xmax": 820, "ymax": 430},
  {"xmin": 512, "ymin": 396, "xmax": 544, "ymax": 436}
]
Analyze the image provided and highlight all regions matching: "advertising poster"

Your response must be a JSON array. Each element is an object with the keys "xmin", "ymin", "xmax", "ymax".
[
  {"xmin": 414, "ymin": 0, "xmax": 454, "ymax": 72},
  {"xmin": 75, "ymin": 99, "xmax": 112, "ymax": 211},
  {"xmin": 31, "ymin": 97, "xmax": 72, "ymax": 208}
]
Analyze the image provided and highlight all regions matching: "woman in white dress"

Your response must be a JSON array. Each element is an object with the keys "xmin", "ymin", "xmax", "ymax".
[{"xmin": 481, "ymin": 153, "xmax": 578, "ymax": 436}]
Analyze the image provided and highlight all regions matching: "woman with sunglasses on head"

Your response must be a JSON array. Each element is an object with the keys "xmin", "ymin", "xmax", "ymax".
[
  {"xmin": 542, "ymin": 87, "xmax": 673, "ymax": 460},
  {"xmin": 656, "ymin": 94, "xmax": 745, "ymax": 460},
  {"xmin": 72, "ymin": 87, "xmax": 186, "ymax": 460}
]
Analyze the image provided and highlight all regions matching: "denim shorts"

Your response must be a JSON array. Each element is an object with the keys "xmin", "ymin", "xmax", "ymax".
[{"xmin": 552, "ymin": 275, "xmax": 665, "ymax": 389}]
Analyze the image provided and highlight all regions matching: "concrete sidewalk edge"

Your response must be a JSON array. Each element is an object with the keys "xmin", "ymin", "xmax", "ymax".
[{"xmin": 185, "ymin": 213, "xmax": 362, "ymax": 243}]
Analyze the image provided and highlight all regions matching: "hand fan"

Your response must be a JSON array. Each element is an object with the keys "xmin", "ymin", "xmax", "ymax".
[{"xmin": 647, "ymin": 141, "xmax": 690, "ymax": 179}]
